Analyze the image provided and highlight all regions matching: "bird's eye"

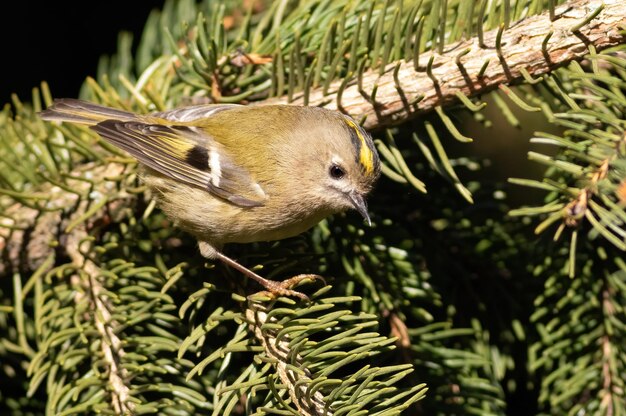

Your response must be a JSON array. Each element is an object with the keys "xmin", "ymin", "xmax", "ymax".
[{"xmin": 329, "ymin": 164, "xmax": 345, "ymax": 179}]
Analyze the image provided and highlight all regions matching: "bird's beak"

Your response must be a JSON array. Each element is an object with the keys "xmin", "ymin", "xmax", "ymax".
[{"xmin": 348, "ymin": 191, "xmax": 371, "ymax": 226}]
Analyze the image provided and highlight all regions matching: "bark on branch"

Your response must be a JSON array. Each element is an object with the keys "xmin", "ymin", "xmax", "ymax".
[{"xmin": 269, "ymin": 0, "xmax": 626, "ymax": 130}]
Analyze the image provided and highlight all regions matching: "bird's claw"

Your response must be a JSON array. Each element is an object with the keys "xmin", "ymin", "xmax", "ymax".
[{"xmin": 250, "ymin": 274, "xmax": 326, "ymax": 301}]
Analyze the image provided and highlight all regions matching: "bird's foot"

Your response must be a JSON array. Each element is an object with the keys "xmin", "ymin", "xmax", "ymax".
[
  {"xmin": 251, "ymin": 274, "xmax": 326, "ymax": 301},
  {"xmin": 209, "ymin": 248, "xmax": 326, "ymax": 301}
]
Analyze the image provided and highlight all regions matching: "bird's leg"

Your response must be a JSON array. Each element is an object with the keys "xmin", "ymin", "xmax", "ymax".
[{"xmin": 214, "ymin": 251, "xmax": 324, "ymax": 300}]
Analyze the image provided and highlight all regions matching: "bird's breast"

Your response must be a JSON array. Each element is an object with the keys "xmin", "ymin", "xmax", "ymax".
[{"xmin": 144, "ymin": 174, "xmax": 333, "ymax": 245}]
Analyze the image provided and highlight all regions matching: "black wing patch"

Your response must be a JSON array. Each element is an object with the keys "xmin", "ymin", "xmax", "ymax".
[{"xmin": 185, "ymin": 146, "xmax": 210, "ymax": 171}]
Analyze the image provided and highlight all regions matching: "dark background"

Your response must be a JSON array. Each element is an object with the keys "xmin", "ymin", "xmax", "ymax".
[{"xmin": 1, "ymin": 1, "xmax": 165, "ymax": 104}]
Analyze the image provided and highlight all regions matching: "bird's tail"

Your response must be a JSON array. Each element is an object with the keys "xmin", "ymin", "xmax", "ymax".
[{"xmin": 39, "ymin": 98, "xmax": 139, "ymax": 126}]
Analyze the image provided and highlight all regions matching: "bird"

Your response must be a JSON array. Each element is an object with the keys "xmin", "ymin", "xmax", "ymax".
[{"xmin": 40, "ymin": 99, "xmax": 381, "ymax": 299}]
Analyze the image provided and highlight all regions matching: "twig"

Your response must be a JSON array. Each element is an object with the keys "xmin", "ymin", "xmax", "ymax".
[
  {"xmin": 65, "ymin": 234, "xmax": 133, "ymax": 415},
  {"xmin": 246, "ymin": 303, "xmax": 333, "ymax": 415}
]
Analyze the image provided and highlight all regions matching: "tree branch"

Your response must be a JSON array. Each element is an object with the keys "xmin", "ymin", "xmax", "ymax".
[
  {"xmin": 66, "ymin": 233, "xmax": 134, "ymax": 415},
  {"xmin": 246, "ymin": 303, "xmax": 332, "ymax": 415},
  {"xmin": 268, "ymin": 0, "xmax": 626, "ymax": 129},
  {"xmin": 0, "ymin": 161, "xmax": 137, "ymax": 414},
  {"xmin": 0, "ymin": 162, "xmax": 135, "ymax": 275}
]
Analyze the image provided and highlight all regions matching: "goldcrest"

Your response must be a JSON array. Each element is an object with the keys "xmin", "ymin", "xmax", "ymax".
[{"xmin": 40, "ymin": 99, "xmax": 380, "ymax": 298}]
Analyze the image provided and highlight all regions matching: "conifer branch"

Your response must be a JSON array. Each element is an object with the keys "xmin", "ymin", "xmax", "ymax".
[
  {"xmin": 3, "ymin": 1, "xmax": 626, "ymax": 413},
  {"xmin": 246, "ymin": 303, "xmax": 331, "ymax": 416},
  {"xmin": 0, "ymin": 161, "xmax": 139, "ymax": 413},
  {"xmin": 65, "ymin": 233, "xmax": 133, "ymax": 415},
  {"xmin": 268, "ymin": 0, "xmax": 626, "ymax": 129},
  {"xmin": 0, "ymin": 162, "xmax": 134, "ymax": 274},
  {"xmin": 600, "ymin": 288, "xmax": 618, "ymax": 414}
]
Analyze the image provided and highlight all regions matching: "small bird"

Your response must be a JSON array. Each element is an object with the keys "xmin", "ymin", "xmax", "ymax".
[{"xmin": 40, "ymin": 99, "xmax": 380, "ymax": 299}]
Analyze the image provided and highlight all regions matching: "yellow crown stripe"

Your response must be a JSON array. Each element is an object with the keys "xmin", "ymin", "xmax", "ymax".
[{"xmin": 344, "ymin": 118, "xmax": 374, "ymax": 175}]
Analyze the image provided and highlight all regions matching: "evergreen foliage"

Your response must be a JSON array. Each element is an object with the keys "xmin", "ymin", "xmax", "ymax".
[{"xmin": 1, "ymin": 0, "xmax": 625, "ymax": 414}]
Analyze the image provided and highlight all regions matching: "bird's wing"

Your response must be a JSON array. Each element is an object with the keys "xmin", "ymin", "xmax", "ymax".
[
  {"xmin": 39, "ymin": 98, "xmax": 140, "ymax": 125},
  {"xmin": 91, "ymin": 120, "xmax": 266, "ymax": 207},
  {"xmin": 149, "ymin": 104, "xmax": 241, "ymax": 122}
]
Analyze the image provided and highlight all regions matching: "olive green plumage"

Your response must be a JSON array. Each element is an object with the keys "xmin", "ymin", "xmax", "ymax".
[{"xmin": 40, "ymin": 99, "xmax": 380, "ymax": 297}]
